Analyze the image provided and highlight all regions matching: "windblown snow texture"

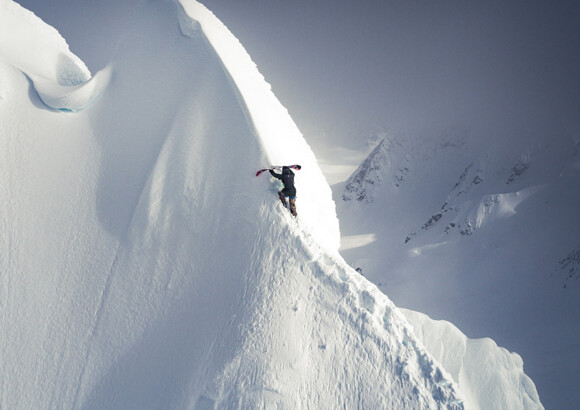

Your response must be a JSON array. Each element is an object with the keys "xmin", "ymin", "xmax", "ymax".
[{"xmin": 0, "ymin": 0, "xmax": 465, "ymax": 408}]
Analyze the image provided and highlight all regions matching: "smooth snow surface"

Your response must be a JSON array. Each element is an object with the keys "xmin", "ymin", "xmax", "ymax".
[{"xmin": 0, "ymin": 0, "xmax": 468, "ymax": 408}]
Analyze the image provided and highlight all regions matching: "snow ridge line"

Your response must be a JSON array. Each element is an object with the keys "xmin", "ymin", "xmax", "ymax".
[{"xmin": 284, "ymin": 213, "xmax": 464, "ymax": 407}]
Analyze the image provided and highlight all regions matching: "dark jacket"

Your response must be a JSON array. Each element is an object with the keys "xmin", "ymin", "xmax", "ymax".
[{"xmin": 270, "ymin": 166, "xmax": 296, "ymax": 198}]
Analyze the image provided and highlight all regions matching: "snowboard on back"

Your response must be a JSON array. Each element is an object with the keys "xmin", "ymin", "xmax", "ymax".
[{"xmin": 255, "ymin": 164, "xmax": 301, "ymax": 177}]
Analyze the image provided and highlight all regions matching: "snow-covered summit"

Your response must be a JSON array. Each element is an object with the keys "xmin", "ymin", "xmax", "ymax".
[
  {"xmin": 0, "ymin": 0, "xmax": 470, "ymax": 408},
  {"xmin": 342, "ymin": 136, "xmax": 407, "ymax": 203}
]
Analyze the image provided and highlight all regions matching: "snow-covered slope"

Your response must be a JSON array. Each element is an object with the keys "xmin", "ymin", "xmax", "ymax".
[
  {"xmin": 402, "ymin": 309, "xmax": 541, "ymax": 410},
  {"xmin": 338, "ymin": 125, "xmax": 579, "ymax": 409},
  {"xmin": 0, "ymin": 0, "xmax": 467, "ymax": 408}
]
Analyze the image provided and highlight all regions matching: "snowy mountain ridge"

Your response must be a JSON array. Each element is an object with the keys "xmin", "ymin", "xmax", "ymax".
[
  {"xmin": 0, "ymin": 0, "xmax": 473, "ymax": 408},
  {"xmin": 337, "ymin": 124, "xmax": 579, "ymax": 408},
  {"xmin": 343, "ymin": 128, "xmax": 577, "ymax": 249}
]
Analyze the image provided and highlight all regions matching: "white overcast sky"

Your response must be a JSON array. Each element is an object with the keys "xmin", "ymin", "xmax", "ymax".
[{"xmin": 15, "ymin": 0, "xmax": 580, "ymax": 146}]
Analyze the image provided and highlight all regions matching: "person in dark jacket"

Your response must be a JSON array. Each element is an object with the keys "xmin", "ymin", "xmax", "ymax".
[{"xmin": 269, "ymin": 166, "xmax": 298, "ymax": 216}]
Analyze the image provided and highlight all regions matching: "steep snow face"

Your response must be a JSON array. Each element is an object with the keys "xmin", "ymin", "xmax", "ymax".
[
  {"xmin": 338, "ymin": 126, "xmax": 579, "ymax": 408},
  {"xmin": 0, "ymin": 0, "xmax": 463, "ymax": 408},
  {"xmin": 176, "ymin": 0, "xmax": 340, "ymax": 252}
]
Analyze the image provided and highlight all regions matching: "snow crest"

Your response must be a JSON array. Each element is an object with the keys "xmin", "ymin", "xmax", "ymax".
[
  {"xmin": 403, "ymin": 309, "xmax": 543, "ymax": 410},
  {"xmin": 0, "ymin": 0, "xmax": 90, "ymax": 84},
  {"xmin": 1, "ymin": 0, "xmax": 465, "ymax": 408}
]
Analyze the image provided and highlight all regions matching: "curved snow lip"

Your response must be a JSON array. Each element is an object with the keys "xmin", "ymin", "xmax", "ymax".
[
  {"xmin": 29, "ymin": 66, "xmax": 112, "ymax": 112},
  {"xmin": 0, "ymin": 0, "xmax": 92, "ymax": 88}
]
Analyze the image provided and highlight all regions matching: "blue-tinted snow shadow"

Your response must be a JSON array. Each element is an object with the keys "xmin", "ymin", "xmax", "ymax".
[
  {"xmin": 25, "ymin": 75, "xmax": 54, "ymax": 112},
  {"xmin": 86, "ymin": 0, "xmax": 216, "ymax": 239},
  {"xmin": 80, "ymin": 301, "xmax": 200, "ymax": 409},
  {"xmin": 78, "ymin": 285, "xmax": 244, "ymax": 410},
  {"xmin": 77, "ymin": 2, "xmax": 270, "ymax": 407},
  {"xmin": 86, "ymin": 2, "xmax": 176, "ymax": 238}
]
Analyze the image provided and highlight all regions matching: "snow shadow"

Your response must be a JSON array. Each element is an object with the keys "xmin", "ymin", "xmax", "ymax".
[
  {"xmin": 25, "ymin": 75, "xmax": 53, "ymax": 111},
  {"xmin": 86, "ymin": 0, "xmax": 221, "ymax": 239},
  {"xmin": 78, "ymin": 273, "xmax": 247, "ymax": 410},
  {"xmin": 79, "ymin": 298, "xmax": 203, "ymax": 409}
]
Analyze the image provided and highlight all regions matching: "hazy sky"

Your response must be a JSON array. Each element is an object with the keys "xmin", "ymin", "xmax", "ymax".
[
  {"xmin": 209, "ymin": 1, "xmax": 580, "ymax": 146},
  {"xmin": 16, "ymin": 0, "xmax": 580, "ymax": 147}
]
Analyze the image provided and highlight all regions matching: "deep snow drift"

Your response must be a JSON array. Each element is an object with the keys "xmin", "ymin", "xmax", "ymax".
[{"xmin": 0, "ymin": 0, "xmax": 541, "ymax": 408}]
